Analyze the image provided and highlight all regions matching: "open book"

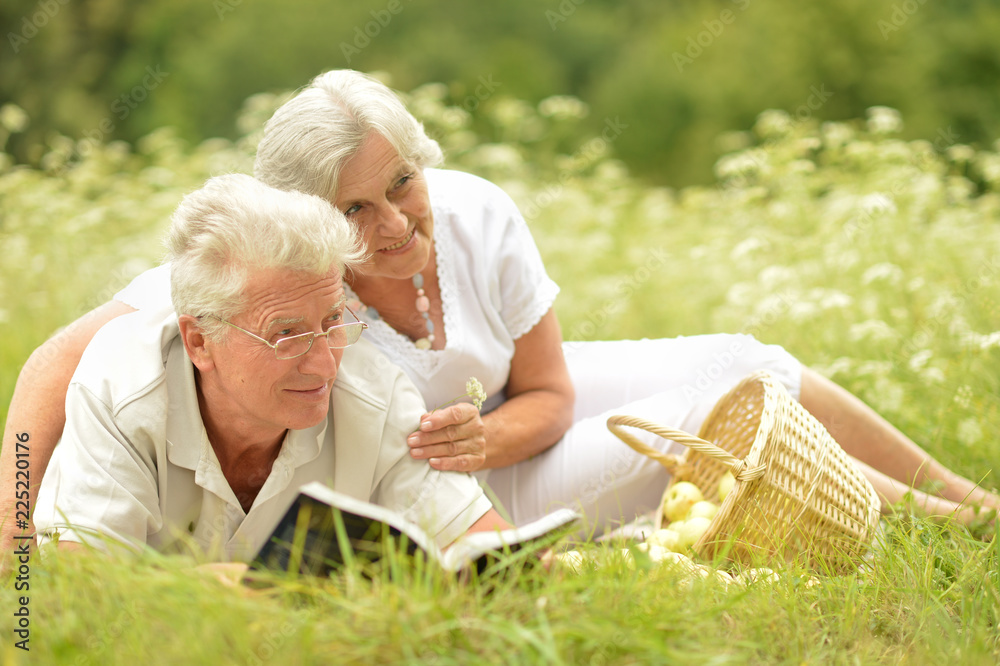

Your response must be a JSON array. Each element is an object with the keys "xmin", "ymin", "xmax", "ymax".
[{"xmin": 249, "ymin": 482, "xmax": 580, "ymax": 577}]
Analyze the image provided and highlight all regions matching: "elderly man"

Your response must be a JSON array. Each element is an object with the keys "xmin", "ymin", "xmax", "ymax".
[{"xmin": 33, "ymin": 174, "xmax": 508, "ymax": 561}]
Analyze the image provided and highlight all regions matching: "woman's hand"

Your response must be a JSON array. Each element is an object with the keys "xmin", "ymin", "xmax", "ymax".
[{"xmin": 407, "ymin": 403, "xmax": 487, "ymax": 472}]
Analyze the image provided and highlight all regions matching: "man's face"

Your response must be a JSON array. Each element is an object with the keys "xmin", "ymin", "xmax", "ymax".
[{"xmin": 198, "ymin": 267, "xmax": 347, "ymax": 438}]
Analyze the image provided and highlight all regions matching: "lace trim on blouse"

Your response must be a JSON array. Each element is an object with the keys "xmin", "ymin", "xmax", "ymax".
[{"xmin": 508, "ymin": 276, "xmax": 559, "ymax": 341}]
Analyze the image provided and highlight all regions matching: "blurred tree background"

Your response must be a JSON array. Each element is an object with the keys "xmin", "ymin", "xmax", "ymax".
[{"xmin": 2, "ymin": 0, "xmax": 1000, "ymax": 188}]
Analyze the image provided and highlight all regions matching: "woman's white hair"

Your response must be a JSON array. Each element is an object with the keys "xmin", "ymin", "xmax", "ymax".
[
  {"xmin": 167, "ymin": 173, "xmax": 363, "ymax": 339},
  {"xmin": 254, "ymin": 69, "xmax": 443, "ymax": 202}
]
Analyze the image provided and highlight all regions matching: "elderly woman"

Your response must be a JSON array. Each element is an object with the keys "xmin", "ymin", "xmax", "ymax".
[{"xmin": 3, "ymin": 71, "xmax": 997, "ymax": 551}]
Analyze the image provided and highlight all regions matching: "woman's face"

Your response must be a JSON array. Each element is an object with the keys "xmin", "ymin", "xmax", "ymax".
[{"xmin": 335, "ymin": 133, "xmax": 434, "ymax": 282}]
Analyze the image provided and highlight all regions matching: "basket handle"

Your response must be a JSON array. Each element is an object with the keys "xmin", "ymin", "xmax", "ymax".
[{"xmin": 607, "ymin": 414, "xmax": 767, "ymax": 482}]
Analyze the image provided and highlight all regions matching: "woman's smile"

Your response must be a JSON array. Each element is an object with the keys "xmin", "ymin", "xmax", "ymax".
[{"xmin": 380, "ymin": 228, "xmax": 415, "ymax": 253}]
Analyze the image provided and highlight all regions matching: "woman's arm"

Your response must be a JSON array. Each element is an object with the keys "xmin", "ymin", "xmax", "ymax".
[
  {"xmin": 407, "ymin": 308, "xmax": 575, "ymax": 471},
  {"xmin": 0, "ymin": 300, "xmax": 136, "ymax": 559}
]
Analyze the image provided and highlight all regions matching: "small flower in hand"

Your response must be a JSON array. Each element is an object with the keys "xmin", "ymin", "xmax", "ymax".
[
  {"xmin": 465, "ymin": 377, "xmax": 487, "ymax": 410},
  {"xmin": 432, "ymin": 376, "xmax": 488, "ymax": 412}
]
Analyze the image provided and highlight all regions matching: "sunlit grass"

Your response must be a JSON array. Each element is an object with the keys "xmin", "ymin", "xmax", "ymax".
[
  {"xmin": 2, "ymin": 519, "xmax": 997, "ymax": 664},
  {"xmin": 2, "ymin": 88, "xmax": 1000, "ymax": 663}
]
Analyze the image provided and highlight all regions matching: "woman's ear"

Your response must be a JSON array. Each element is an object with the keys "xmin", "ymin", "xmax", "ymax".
[{"xmin": 178, "ymin": 314, "xmax": 215, "ymax": 372}]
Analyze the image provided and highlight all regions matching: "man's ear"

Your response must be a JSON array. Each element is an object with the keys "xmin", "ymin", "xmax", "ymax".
[{"xmin": 178, "ymin": 314, "xmax": 215, "ymax": 372}]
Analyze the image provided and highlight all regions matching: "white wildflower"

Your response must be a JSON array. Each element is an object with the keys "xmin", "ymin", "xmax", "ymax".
[
  {"xmin": 432, "ymin": 377, "xmax": 488, "ymax": 412},
  {"xmin": 858, "ymin": 193, "xmax": 897, "ymax": 218},
  {"xmin": 754, "ymin": 109, "xmax": 792, "ymax": 139},
  {"xmin": 439, "ymin": 107, "xmax": 471, "ymax": 131},
  {"xmin": 815, "ymin": 357, "xmax": 855, "ymax": 378},
  {"xmin": 821, "ymin": 121, "xmax": 855, "ymax": 147},
  {"xmin": 956, "ymin": 418, "xmax": 983, "ymax": 448},
  {"xmin": 974, "ymin": 154, "xmax": 1000, "ymax": 188},
  {"xmin": 946, "ymin": 176, "xmax": 975, "ymax": 203},
  {"xmin": 725, "ymin": 282, "xmax": 756, "ymax": 307},
  {"xmin": 759, "ymin": 265, "xmax": 796, "ymax": 290},
  {"xmin": 795, "ymin": 137, "xmax": 822, "ymax": 153},
  {"xmin": 963, "ymin": 331, "xmax": 1000, "ymax": 350},
  {"xmin": 0, "ymin": 104, "xmax": 29, "ymax": 133},
  {"xmin": 410, "ymin": 82, "xmax": 447, "ymax": 101},
  {"xmin": 467, "ymin": 144, "xmax": 523, "ymax": 170},
  {"xmin": 490, "ymin": 98, "xmax": 533, "ymax": 127},
  {"xmin": 872, "ymin": 377, "xmax": 904, "ymax": 413},
  {"xmin": 907, "ymin": 349, "xmax": 933, "ymax": 371},
  {"xmin": 848, "ymin": 319, "xmax": 898, "ymax": 343},
  {"xmin": 465, "ymin": 377, "xmax": 487, "ymax": 410},
  {"xmin": 953, "ymin": 385, "xmax": 973, "ymax": 409},
  {"xmin": 788, "ymin": 301, "xmax": 819, "ymax": 322},
  {"xmin": 815, "ymin": 290, "xmax": 854, "ymax": 310},
  {"xmin": 866, "ymin": 106, "xmax": 903, "ymax": 135},
  {"xmin": 946, "ymin": 145, "xmax": 976, "ymax": 164},
  {"xmin": 538, "ymin": 95, "xmax": 589, "ymax": 120},
  {"xmin": 787, "ymin": 159, "xmax": 817, "ymax": 175},
  {"xmin": 921, "ymin": 366, "xmax": 945, "ymax": 384},
  {"xmin": 862, "ymin": 263, "xmax": 903, "ymax": 286},
  {"xmin": 731, "ymin": 237, "xmax": 767, "ymax": 260},
  {"xmin": 714, "ymin": 150, "xmax": 768, "ymax": 181},
  {"xmin": 755, "ymin": 293, "xmax": 793, "ymax": 320}
]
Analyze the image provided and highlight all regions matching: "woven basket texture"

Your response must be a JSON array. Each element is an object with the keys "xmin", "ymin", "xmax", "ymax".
[{"xmin": 607, "ymin": 370, "xmax": 881, "ymax": 572}]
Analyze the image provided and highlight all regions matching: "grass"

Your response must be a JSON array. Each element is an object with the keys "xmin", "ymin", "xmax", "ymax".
[
  {"xmin": 2, "ymin": 90, "xmax": 1000, "ymax": 663},
  {"xmin": 3, "ymin": 519, "xmax": 998, "ymax": 664}
]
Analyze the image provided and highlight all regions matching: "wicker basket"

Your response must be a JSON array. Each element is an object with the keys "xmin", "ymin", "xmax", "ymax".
[{"xmin": 607, "ymin": 370, "xmax": 881, "ymax": 572}]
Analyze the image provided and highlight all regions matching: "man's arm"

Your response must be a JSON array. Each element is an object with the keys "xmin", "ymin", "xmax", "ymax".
[{"xmin": 0, "ymin": 300, "xmax": 135, "ymax": 564}]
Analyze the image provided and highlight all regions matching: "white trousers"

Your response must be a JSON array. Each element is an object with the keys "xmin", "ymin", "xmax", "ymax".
[{"xmin": 479, "ymin": 334, "xmax": 802, "ymax": 536}]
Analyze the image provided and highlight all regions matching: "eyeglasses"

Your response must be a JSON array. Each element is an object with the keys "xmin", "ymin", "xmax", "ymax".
[{"xmin": 210, "ymin": 307, "xmax": 368, "ymax": 360}]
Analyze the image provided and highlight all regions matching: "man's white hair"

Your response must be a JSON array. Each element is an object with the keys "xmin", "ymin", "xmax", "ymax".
[
  {"xmin": 167, "ymin": 173, "xmax": 363, "ymax": 339},
  {"xmin": 254, "ymin": 69, "xmax": 443, "ymax": 202}
]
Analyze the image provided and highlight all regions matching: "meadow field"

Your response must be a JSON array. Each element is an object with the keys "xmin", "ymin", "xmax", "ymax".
[{"xmin": 1, "ymin": 84, "xmax": 999, "ymax": 664}]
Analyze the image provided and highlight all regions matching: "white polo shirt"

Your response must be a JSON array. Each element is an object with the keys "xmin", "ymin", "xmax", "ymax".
[{"xmin": 34, "ymin": 307, "xmax": 492, "ymax": 561}]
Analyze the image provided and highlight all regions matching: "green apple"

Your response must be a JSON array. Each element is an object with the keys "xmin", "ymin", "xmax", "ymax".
[
  {"xmin": 656, "ymin": 550, "xmax": 700, "ymax": 573},
  {"xmin": 672, "ymin": 515, "xmax": 712, "ymax": 551},
  {"xmin": 639, "ymin": 544, "xmax": 670, "ymax": 563},
  {"xmin": 717, "ymin": 471, "xmax": 736, "ymax": 502},
  {"xmin": 734, "ymin": 567, "xmax": 780, "ymax": 587},
  {"xmin": 713, "ymin": 569, "xmax": 735, "ymax": 586},
  {"xmin": 685, "ymin": 500, "xmax": 720, "ymax": 521},
  {"xmin": 553, "ymin": 550, "xmax": 586, "ymax": 573},
  {"xmin": 645, "ymin": 528, "xmax": 682, "ymax": 552},
  {"xmin": 662, "ymin": 481, "xmax": 704, "ymax": 522}
]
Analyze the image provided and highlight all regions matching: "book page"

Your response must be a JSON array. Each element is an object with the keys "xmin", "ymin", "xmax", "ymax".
[{"xmin": 439, "ymin": 508, "xmax": 580, "ymax": 571}]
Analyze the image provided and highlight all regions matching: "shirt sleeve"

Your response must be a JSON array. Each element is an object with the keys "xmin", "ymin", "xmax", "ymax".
[
  {"xmin": 114, "ymin": 263, "xmax": 173, "ymax": 315},
  {"xmin": 368, "ymin": 368, "xmax": 493, "ymax": 549},
  {"xmin": 487, "ymin": 185, "xmax": 561, "ymax": 340},
  {"xmin": 34, "ymin": 382, "xmax": 162, "ymax": 552}
]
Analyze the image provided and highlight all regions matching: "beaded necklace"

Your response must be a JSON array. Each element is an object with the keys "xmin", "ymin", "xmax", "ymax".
[{"xmin": 351, "ymin": 273, "xmax": 435, "ymax": 349}]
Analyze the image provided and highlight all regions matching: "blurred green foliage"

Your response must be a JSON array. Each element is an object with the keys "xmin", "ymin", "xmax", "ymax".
[{"xmin": 2, "ymin": 0, "xmax": 1000, "ymax": 187}]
